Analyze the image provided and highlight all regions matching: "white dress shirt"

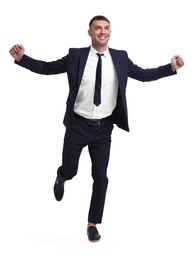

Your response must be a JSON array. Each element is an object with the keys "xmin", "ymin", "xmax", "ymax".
[{"xmin": 74, "ymin": 46, "xmax": 118, "ymax": 119}]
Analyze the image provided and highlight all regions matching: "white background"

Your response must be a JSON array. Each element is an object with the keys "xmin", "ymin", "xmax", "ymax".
[{"xmin": 0, "ymin": 0, "xmax": 192, "ymax": 259}]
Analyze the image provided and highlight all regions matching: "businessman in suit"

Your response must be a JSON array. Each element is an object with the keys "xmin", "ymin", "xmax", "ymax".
[{"xmin": 9, "ymin": 15, "xmax": 184, "ymax": 242}]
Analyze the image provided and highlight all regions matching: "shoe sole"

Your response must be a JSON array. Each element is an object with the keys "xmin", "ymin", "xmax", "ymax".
[{"xmin": 88, "ymin": 238, "xmax": 101, "ymax": 242}]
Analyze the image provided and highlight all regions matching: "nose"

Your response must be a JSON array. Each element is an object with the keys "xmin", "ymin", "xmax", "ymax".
[{"xmin": 100, "ymin": 28, "xmax": 105, "ymax": 34}]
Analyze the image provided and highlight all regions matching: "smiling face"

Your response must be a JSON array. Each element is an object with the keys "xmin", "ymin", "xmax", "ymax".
[{"xmin": 88, "ymin": 19, "xmax": 111, "ymax": 52}]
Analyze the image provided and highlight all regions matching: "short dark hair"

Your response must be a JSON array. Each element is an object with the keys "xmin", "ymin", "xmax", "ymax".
[{"xmin": 89, "ymin": 15, "xmax": 110, "ymax": 28}]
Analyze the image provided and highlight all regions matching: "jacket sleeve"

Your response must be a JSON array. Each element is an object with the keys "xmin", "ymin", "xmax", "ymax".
[
  {"xmin": 128, "ymin": 58, "xmax": 177, "ymax": 82},
  {"xmin": 14, "ymin": 54, "xmax": 68, "ymax": 75}
]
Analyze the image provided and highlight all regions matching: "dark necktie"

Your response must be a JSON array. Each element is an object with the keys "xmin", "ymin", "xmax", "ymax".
[{"xmin": 94, "ymin": 53, "xmax": 103, "ymax": 106}]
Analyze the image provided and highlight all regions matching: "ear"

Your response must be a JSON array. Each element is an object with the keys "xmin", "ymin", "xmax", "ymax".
[{"xmin": 88, "ymin": 29, "xmax": 91, "ymax": 37}]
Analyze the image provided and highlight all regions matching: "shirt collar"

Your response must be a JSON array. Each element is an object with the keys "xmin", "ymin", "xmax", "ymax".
[{"xmin": 90, "ymin": 46, "xmax": 109, "ymax": 58}]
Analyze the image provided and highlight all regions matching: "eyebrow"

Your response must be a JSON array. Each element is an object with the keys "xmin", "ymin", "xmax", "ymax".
[{"xmin": 94, "ymin": 25, "xmax": 110, "ymax": 29}]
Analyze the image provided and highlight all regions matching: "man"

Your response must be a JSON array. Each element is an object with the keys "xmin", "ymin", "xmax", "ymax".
[{"xmin": 9, "ymin": 15, "xmax": 184, "ymax": 242}]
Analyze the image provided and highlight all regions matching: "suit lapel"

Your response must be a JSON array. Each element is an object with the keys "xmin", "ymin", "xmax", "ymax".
[
  {"xmin": 77, "ymin": 47, "xmax": 90, "ymax": 87},
  {"xmin": 109, "ymin": 48, "xmax": 123, "ymax": 86}
]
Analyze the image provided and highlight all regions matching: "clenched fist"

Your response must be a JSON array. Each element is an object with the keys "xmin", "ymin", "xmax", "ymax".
[{"xmin": 9, "ymin": 44, "xmax": 25, "ymax": 62}]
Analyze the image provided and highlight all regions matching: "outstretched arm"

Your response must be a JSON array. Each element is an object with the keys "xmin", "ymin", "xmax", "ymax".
[
  {"xmin": 9, "ymin": 44, "xmax": 67, "ymax": 75},
  {"xmin": 171, "ymin": 55, "xmax": 184, "ymax": 71},
  {"xmin": 9, "ymin": 44, "xmax": 25, "ymax": 62}
]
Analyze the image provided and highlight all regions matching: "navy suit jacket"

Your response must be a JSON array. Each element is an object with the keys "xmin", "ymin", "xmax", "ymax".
[{"xmin": 15, "ymin": 46, "xmax": 176, "ymax": 132}]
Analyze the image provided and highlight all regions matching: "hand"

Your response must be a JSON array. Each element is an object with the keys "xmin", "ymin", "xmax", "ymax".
[
  {"xmin": 171, "ymin": 55, "xmax": 184, "ymax": 71},
  {"xmin": 9, "ymin": 44, "xmax": 25, "ymax": 62}
]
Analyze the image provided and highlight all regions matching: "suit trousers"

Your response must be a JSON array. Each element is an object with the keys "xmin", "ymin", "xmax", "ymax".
[{"xmin": 57, "ymin": 114, "xmax": 114, "ymax": 224}]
